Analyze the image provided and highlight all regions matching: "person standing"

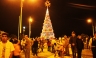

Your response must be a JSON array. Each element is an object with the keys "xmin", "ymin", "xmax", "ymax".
[
  {"xmin": 89, "ymin": 32, "xmax": 96, "ymax": 58},
  {"xmin": 51, "ymin": 38, "xmax": 56, "ymax": 53},
  {"xmin": 47, "ymin": 39, "xmax": 51, "ymax": 51},
  {"xmin": 64, "ymin": 35, "xmax": 70, "ymax": 56},
  {"xmin": 0, "ymin": 33, "xmax": 15, "ymax": 58},
  {"xmin": 39, "ymin": 39, "xmax": 44, "ymax": 52},
  {"xmin": 13, "ymin": 40, "xmax": 21, "ymax": 58},
  {"xmin": 32, "ymin": 38, "xmax": 38, "ymax": 56},
  {"xmin": 24, "ymin": 35, "xmax": 31, "ymax": 58},
  {"xmin": 69, "ymin": 31, "xmax": 77, "ymax": 58},
  {"xmin": 76, "ymin": 35, "xmax": 84, "ymax": 58},
  {"xmin": 21, "ymin": 38, "xmax": 26, "ymax": 53}
]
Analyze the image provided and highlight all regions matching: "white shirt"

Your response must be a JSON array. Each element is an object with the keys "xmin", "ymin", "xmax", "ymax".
[
  {"xmin": 21, "ymin": 39, "xmax": 26, "ymax": 46},
  {"xmin": 89, "ymin": 38, "xmax": 92, "ymax": 47},
  {"xmin": 0, "ymin": 41, "xmax": 15, "ymax": 58},
  {"xmin": 89, "ymin": 37, "xmax": 96, "ymax": 47}
]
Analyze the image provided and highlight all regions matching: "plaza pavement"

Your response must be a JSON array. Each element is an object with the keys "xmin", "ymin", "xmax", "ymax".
[{"xmin": 21, "ymin": 48, "xmax": 93, "ymax": 58}]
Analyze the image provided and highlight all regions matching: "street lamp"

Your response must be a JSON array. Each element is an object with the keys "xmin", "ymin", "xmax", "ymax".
[
  {"xmin": 87, "ymin": 18, "xmax": 94, "ymax": 36},
  {"xmin": 23, "ymin": 26, "xmax": 26, "ymax": 35},
  {"xmin": 23, "ymin": 26, "xmax": 26, "ymax": 29},
  {"xmin": 18, "ymin": 0, "xmax": 24, "ymax": 40},
  {"xmin": 20, "ymin": 0, "xmax": 24, "ymax": 34},
  {"xmin": 29, "ymin": 17, "xmax": 33, "ymax": 38},
  {"xmin": 19, "ymin": 0, "xmax": 37, "ymax": 39},
  {"xmin": 87, "ymin": 18, "xmax": 92, "ymax": 23},
  {"xmin": 30, "ymin": 0, "xmax": 37, "ymax": 2}
]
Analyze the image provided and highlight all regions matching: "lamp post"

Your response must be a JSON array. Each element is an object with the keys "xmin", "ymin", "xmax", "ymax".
[
  {"xmin": 87, "ymin": 18, "xmax": 94, "ymax": 36},
  {"xmin": 19, "ymin": 0, "xmax": 37, "ymax": 39},
  {"xmin": 17, "ymin": 0, "xmax": 24, "ymax": 47},
  {"xmin": 29, "ymin": 17, "xmax": 33, "ymax": 38},
  {"xmin": 23, "ymin": 26, "xmax": 26, "ymax": 35},
  {"xmin": 18, "ymin": 0, "xmax": 24, "ymax": 40},
  {"xmin": 20, "ymin": 0, "xmax": 24, "ymax": 33}
]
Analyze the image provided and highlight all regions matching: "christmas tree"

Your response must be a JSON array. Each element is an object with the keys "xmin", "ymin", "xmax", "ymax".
[{"xmin": 40, "ymin": 0, "xmax": 55, "ymax": 39}]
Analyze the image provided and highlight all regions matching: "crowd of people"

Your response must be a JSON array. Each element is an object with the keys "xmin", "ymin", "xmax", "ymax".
[{"xmin": 0, "ymin": 31, "xmax": 96, "ymax": 58}]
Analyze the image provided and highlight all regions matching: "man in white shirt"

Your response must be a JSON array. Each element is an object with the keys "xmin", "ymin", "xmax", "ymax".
[{"xmin": 0, "ymin": 33, "xmax": 15, "ymax": 58}]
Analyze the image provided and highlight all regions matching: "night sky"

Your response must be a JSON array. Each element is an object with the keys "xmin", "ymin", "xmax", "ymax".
[{"xmin": 0, "ymin": 0, "xmax": 96, "ymax": 38}]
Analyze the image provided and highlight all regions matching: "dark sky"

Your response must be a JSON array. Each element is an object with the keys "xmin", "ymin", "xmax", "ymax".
[{"xmin": 0, "ymin": 0, "xmax": 96, "ymax": 38}]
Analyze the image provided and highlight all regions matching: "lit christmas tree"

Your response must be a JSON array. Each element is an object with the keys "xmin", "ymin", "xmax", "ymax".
[{"xmin": 40, "ymin": 0, "xmax": 55, "ymax": 39}]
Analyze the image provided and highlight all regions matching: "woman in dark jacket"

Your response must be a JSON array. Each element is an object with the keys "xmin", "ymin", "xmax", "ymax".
[{"xmin": 76, "ymin": 35, "xmax": 84, "ymax": 58}]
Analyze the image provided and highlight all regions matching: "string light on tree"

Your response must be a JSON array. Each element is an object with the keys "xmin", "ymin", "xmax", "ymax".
[{"xmin": 40, "ymin": 0, "xmax": 55, "ymax": 39}]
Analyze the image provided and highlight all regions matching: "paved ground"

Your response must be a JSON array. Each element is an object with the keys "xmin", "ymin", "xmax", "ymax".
[
  {"xmin": 82, "ymin": 49, "xmax": 92, "ymax": 58},
  {"xmin": 21, "ymin": 49, "xmax": 93, "ymax": 58},
  {"xmin": 21, "ymin": 48, "xmax": 54, "ymax": 58}
]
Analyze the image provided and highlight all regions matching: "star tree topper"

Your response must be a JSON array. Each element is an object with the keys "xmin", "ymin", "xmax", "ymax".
[{"xmin": 45, "ymin": 0, "xmax": 51, "ymax": 8}]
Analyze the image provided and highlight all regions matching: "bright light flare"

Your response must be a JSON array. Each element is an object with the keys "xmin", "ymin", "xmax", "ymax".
[
  {"xmin": 23, "ymin": 26, "xmax": 26, "ymax": 29},
  {"xmin": 27, "ymin": 0, "xmax": 41, "ymax": 6},
  {"xmin": 30, "ymin": 0, "xmax": 37, "ymax": 2},
  {"xmin": 87, "ymin": 18, "xmax": 92, "ymax": 23},
  {"xmin": 22, "ymin": 0, "xmax": 24, "ymax": 2},
  {"xmin": 29, "ymin": 17, "xmax": 33, "ymax": 22},
  {"xmin": 28, "ymin": 0, "xmax": 38, "ymax": 3}
]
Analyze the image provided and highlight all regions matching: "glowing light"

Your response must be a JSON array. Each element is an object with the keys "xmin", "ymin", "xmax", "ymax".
[
  {"xmin": 29, "ymin": 0, "xmax": 37, "ymax": 3},
  {"xmin": 31, "ymin": 0, "xmax": 36, "ymax": 2},
  {"xmin": 29, "ymin": 17, "xmax": 33, "ymax": 22},
  {"xmin": 22, "ymin": 0, "xmax": 24, "ymax": 2},
  {"xmin": 23, "ymin": 26, "xmax": 26, "ymax": 29},
  {"xmin": 87, "ymin": 18, "xmax": 92, "ymax": 23}
]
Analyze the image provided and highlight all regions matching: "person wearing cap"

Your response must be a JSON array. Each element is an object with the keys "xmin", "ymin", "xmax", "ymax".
[
  {"xmin": 0, "ymin": 33, "xmax": 15, "ymax": 58},
  {"xmin": 69, "ymin": 31, "xmax": 77, "ymax": 58},
  {"xmin": 89, "ymin": 32, "xmax": 96, "ymax": 58}
]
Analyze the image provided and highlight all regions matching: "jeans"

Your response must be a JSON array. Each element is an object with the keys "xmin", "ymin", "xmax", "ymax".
[
  {"xmin": 71, "ymin": 47, "xmax": 76, "ymax": 58},
  {"xmin": 77, "ymin": 49, "xmax": 82, "ymax": 58}
]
